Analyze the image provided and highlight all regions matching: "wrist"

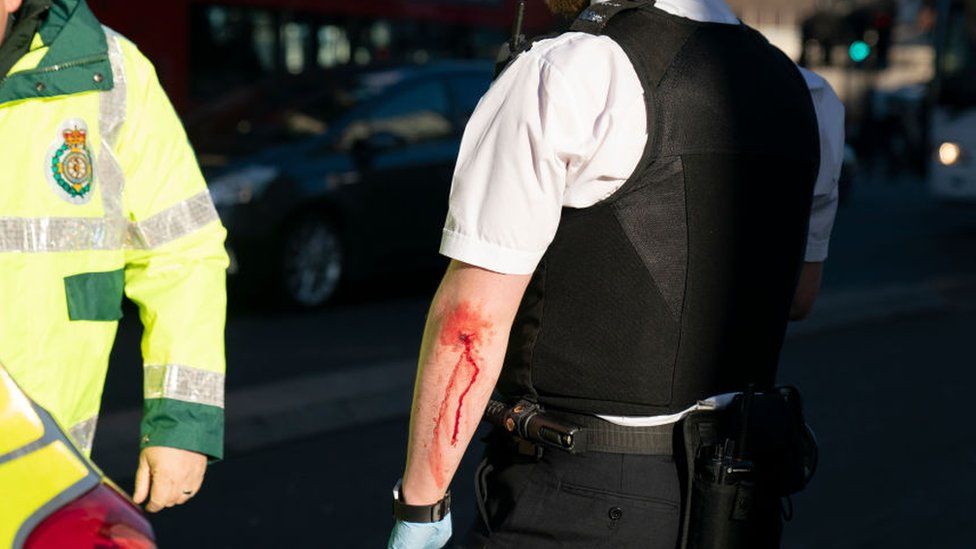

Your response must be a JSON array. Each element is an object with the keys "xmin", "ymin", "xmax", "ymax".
[
  {"xmin": 400, "ymin": 476, "xmax": 445, "ymax": 506},
  {"xmin": 393, "ymin": 479, "xmax": 451, "ymax": 523}
]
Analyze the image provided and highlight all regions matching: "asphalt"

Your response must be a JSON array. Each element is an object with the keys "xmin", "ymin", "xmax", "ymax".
[
  {"xmin": 121, "ymin": 306, "xmax": 976, "ymax": 549},
  {"xmin": 85, "ymin": 171, "xmax": 976, "ymax": 547}
]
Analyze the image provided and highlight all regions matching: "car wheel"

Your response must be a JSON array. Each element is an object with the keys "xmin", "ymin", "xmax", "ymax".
[{"xmin": 280, "ymin": 216, "xmax": 344, "ymax": 308}]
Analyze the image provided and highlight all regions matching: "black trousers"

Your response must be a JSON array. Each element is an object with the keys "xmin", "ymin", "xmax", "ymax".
[{"xmin": 459, "ymin": 432, "xmax": 682, "ymax": 549}]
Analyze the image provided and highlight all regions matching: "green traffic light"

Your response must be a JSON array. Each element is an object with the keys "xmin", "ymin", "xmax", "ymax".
[{"xmin": 849, "ymin": 41, "xmax": 871, "ymax": 63}]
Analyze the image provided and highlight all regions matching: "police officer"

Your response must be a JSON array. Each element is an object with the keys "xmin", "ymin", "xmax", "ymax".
[
  {"xmin": 388, "ymin": 0, "xmax": 843, "ymax": 547},
  {"xmin": 0, "ymin": 0, "xmax": 228, "ymax": 513}
]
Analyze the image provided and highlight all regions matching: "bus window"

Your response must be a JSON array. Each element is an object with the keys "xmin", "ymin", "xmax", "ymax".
[
  {"xmin": 283, "ymin": 21, "xmax": 312, "ymax": 75},
  {"xmin": 190, "ymin": 6, "xmax": 278, "ymax": 102},
  {"xmin": 318, "ymin": 26, "xmax": 352, "ymax": 68}
]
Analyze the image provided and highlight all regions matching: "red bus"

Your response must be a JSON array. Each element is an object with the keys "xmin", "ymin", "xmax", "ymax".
[{"xmin": 87, "ymin": 0, "xmax": 554, "ymax": 115}]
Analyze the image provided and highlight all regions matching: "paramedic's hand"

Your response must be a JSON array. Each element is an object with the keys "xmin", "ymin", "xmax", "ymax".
[
  {"xmin": 388, "ymin": 513, "xmax": 453, "ymax": 549},
  {"xmin": 133, "ymin": 447, "xmax": 207, "ymax": 512}
]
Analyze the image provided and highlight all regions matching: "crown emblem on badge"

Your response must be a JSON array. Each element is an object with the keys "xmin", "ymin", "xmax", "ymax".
[
  {"xmin": 63, "ymin": 128, "xmax": 88, "ymax": 147},
  {"xmin": 45, "ymin": 119, "xmax": 96, "ymax": 205}
]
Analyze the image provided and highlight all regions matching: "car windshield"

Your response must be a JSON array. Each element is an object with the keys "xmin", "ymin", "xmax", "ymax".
[
  {"xmin": 187, "ymin": 69, "xmax": 410, "ymax": 166},
  {"xmin": 284, "ymin": 70, "xmax": 410, "ymax": 137}
]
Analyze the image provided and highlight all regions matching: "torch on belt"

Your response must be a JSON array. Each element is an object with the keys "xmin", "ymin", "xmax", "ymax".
[{"xmin": 483, "ymin": 399, "xmax": 584, "ymax": 454}]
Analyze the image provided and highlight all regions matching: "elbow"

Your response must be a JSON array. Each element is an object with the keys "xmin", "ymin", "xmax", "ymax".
[
  {"xmin": 789, "ymin": 301, "xmax": 815, "ymax": 321},
  {"xmin": 790, "ymin": 262, "xmax": 825, "ymax": 322}
]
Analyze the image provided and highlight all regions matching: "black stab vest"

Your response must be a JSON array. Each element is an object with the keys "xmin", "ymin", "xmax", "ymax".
[{"xmin": 498, "ymin": 4, "xmax": 822, "ymax": 416}]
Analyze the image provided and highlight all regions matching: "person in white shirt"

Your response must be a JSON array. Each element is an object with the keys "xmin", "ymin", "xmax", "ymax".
[{"xmin": 388, "ymin": 1, "xmax": 843, "ymax": 547}]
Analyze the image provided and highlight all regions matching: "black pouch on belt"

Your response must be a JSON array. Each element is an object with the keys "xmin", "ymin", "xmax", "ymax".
[{"xmin": 677, "ymin": 386, "xmax": 818, "ymax": 549}]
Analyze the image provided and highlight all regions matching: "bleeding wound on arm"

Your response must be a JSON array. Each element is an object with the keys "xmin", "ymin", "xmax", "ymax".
[{"xmin": 428, "ymin": 301, "xmax": 494, "ymax": 486}]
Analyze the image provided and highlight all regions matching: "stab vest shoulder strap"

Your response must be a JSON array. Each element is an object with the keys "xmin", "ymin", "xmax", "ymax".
[
  {"xmin": 494, "ymin": 0, "xmax": 657, "ymax": 79},
  {"xmin": 570, "ymin": 0, "xmax": 657, "ymax": 34}
]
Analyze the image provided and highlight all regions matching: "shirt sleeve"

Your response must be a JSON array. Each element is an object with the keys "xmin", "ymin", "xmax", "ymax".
[
  {"xmin": 801, "ymin": 68, "xmax": 846, "ymax": 263},
  {"xmin": 440, "ymin": 36, "xmax": 619, "ymax": 275},
  {"xmin": 114, "ymin": 38, "xmax": 228, "ymax": 459}
]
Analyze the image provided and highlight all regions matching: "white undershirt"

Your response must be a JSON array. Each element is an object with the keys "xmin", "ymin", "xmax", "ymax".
[{"xmin": 440, "ymin": 0, "xmax": 845, "ymax": 426}]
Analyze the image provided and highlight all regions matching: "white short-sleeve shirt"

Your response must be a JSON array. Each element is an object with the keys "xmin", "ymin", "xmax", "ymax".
[{"xmin": 440, "ymin": 0, "xmax": 845, "ymax": 276}]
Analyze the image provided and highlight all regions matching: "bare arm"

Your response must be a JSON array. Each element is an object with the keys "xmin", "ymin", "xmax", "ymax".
[
  {"xmin": 790, "ymin": 262, "xmax": 824, "ymax": 320},
  {"xmin": 400, "ymin": 260, "xmax": 531, "ymax": 505}
]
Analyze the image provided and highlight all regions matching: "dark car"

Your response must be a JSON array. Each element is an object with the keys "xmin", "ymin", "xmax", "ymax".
[{"xmin": 201, "ymin": 62, "xmax": 492, "ymax": 308}]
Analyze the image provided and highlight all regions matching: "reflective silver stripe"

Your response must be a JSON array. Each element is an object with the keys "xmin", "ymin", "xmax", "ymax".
[
  {"xmin": 0, "ymin": 192, "xmax": 217, "ymax": 253},
  {"xmin": 144, "ymin": 364, "xmax": 225, "ymax": 408},
  {"xmin": 67, "ymin": 415, "xmax": 98, "ymax": 455},
  {"xmin": 100, "ymin": 27, "xmax": 127, "ymax": 147},
  {"xmin": 128, "ymin": 192, "xmax": 220, "ymax": 249},
  {"xmin": 97, "ymin": 139, "xmax": 126, "ymax": 220},
  {"xmin": 0, "ymin": 216, "xmax": 126, "ymax": 252},
  {"xmin": 99, "ymin": 28, "xmax": 127, "ymax": 220}
]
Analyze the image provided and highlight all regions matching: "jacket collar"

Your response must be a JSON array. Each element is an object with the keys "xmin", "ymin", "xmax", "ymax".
[
  {"xmin": 0, "ymin": 0, "xmax": 112, "ymax": 106},
  {"xmin": 37, "ymin": 0, "xmax": 107, "ymax": 69}
]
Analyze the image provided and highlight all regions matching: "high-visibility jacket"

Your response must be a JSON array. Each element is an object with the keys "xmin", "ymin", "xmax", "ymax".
[{"xmin": 0, "ymin": 0, "xmax": 228, "ymax": 459}]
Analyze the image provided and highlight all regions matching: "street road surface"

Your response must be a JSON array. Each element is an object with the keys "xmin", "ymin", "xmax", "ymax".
[
  {"xmin": 90, "ymin": 172, "xmax": 975, "ymax": 548},
  {"xmin": 117, "ymin": 306, "xmax": 976, "ymax": 549}
]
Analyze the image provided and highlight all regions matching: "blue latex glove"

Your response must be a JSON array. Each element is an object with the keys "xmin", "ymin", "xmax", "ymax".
[{"xmin": 387, "ymin": 512, "xmax": 453, "ymax": 549}]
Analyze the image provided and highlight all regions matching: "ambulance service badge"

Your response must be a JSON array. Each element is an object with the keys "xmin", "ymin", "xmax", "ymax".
[{"xmin": 46, "ymin": 119, "xmax": 95, "ymax": 204}]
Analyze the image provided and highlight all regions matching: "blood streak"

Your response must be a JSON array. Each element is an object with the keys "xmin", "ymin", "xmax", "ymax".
[
  {"xmin": 450, "ymin": 333, "xmax": 480, "ymax": 444},
  {"xmin": 429, "ymin": 302, "xmax": 491, "ymax": 483}
]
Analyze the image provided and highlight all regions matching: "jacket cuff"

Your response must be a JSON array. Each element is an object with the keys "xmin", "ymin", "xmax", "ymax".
[{"xmin": 141, "ymin": 398, "xmax": 224, "ymax": 461}]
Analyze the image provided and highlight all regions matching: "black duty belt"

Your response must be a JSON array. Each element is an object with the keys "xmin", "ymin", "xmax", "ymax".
[{"xmin": 483, "ymin": 399, "xmax": 674, "ymax": 456}]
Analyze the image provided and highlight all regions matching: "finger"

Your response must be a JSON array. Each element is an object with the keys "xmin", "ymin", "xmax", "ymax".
[
  {"xmin": 132, "ymin": 457, "xmax": 151, "ymax": 505},
  {"xmin": 175, "ymin": 489, "xmax": 195, "ymax": 506},
  {"xmin": 175, "ymin": 463, "xmax": 207, "ymax": 506},
  {"xmin": 179, "ymin": 471, "xmax": 205, "ymax": 505},
  {"xmin": 147, "ymin": 470, "xmax": 177, "ymax": 513},
  {"xmin": 190, "ymin": 466, "xmax": 206, "ymax": 494}
]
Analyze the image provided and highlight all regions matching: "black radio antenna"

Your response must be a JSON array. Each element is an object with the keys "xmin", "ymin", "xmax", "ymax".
[{"xmin": 511, "ymin": 0, "xmax": 527, "ymax": 53}]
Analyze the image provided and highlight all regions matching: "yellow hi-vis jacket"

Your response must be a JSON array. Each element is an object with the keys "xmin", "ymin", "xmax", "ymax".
[{"xmin": 0, "ymin": 0, "xmax": 228, "ymax": 459}]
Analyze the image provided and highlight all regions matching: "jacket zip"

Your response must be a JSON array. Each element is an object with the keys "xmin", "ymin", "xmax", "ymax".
[{"xmin": 0, "ymin": 54, "xmax": 106, "ymax": 88}]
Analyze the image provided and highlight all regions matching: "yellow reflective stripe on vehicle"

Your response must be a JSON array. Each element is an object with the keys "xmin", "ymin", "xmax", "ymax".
[
  {"xmin": 0, "ymin": 399, "xmax": 101, "ymax": 549},
  {"xmin": 0, "ymin": 368, "xmax": 45, "ymax": 458},
  {"xmin": 144, "ymin": 364, "xmax": 225, "ymax": 408},
  {"xmin": 127, "ymin": 192, "xmax": 220, "ymax": 250},
  {"xmin": 67, "ymin": 415, "xmax": 98, "ymax": 455},
  {"xmin": 9, "ymin": 442, "xmax": 100, "ymax": 549}
]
